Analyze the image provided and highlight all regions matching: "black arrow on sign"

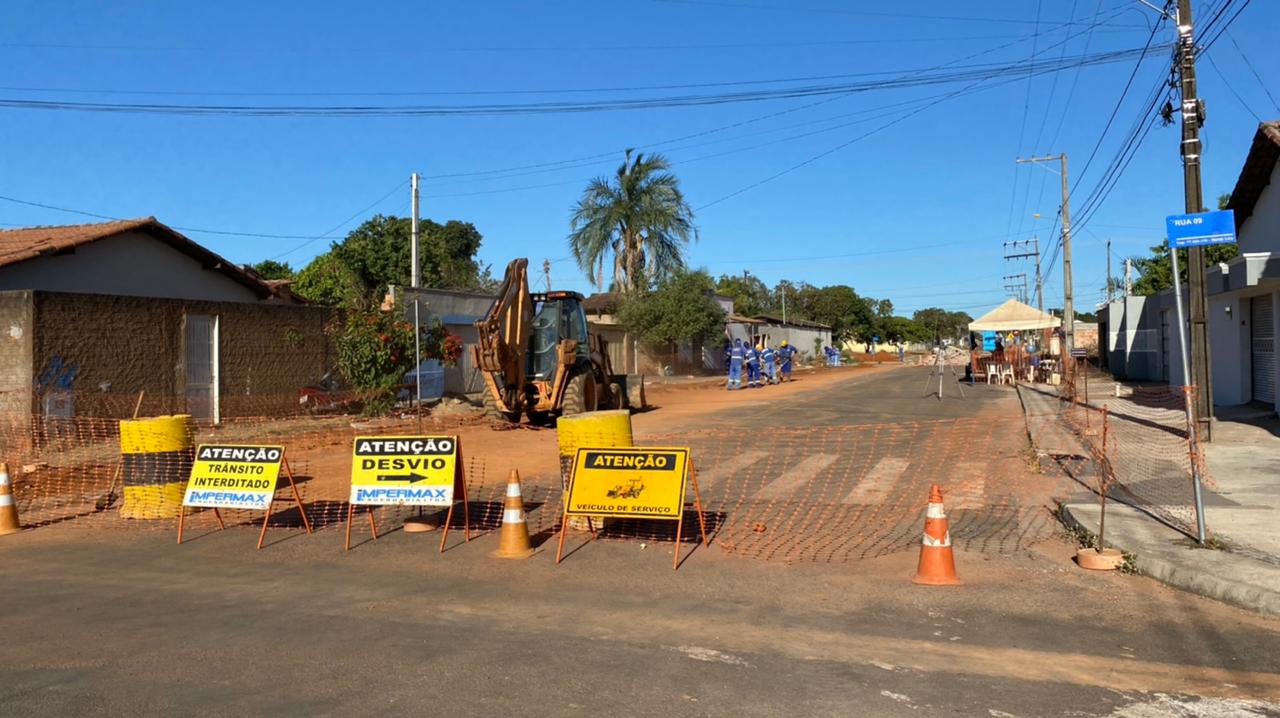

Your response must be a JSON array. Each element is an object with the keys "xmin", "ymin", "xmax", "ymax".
[{"xmin": 376, "ymin": 473, "xmax": 431, "ymax": 483}]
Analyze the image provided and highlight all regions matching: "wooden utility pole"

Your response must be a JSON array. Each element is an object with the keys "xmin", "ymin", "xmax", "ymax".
[{"xmin": 1177, "ymin": 0, "xmax": 1214, "ymax": 440}]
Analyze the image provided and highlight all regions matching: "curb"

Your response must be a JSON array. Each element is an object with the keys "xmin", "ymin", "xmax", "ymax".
[{"xmin": 1058, "ymin": 503, "xmax": 1280, "ymax": 618}]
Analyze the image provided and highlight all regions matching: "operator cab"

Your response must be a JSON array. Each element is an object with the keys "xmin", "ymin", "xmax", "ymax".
[{"xmin": 528, "ymin": 291, "xmax": 590, "ymax": 379}]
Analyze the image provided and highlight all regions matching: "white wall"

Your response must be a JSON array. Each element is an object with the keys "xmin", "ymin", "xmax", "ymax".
[
  {"xmin": 1238, "ymin": 162, "xmax": 1280, "ymax": 255},
  {"xmin": 1209, "ymin": 294, "xmax": 1249, "ymax": 406},
  {"xmin": 0, "ymin": 232, "xmax": 260, "ymax": 302}
]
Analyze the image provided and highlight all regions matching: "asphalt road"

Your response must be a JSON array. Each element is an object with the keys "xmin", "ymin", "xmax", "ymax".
[{"xmin": 2, "ymin": 369, "xmax": 1279, "ymax": 717}]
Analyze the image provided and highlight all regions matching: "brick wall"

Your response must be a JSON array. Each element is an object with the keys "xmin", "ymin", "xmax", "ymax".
[{"xmin": 30, "ymin": 291, "xmax": 337, "ymax": 418}]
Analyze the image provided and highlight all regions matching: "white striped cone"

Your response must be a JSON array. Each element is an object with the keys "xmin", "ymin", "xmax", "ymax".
[
  {"xmin": 491, "ymin": 469, "xmax": 534, "ymax": 559},
  {"xmin": 921, "ymin": 501, "xmax": 951, "ymax": 548},
  {"xmin": 913, "ymin": 484, "xmax": 961, "ymax": 585},
  {"xmin": 0, "ymin": 463, "xmax": 22, "ymax": 535}
]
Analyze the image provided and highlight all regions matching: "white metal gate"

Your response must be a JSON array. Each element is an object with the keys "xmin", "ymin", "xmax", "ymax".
[
  {"xmin": 1160, "ymin": 309, "xmax": 1171, "ymax": 382},
  {"xmin": 184, "ymin": 314, "xmax": 220, "ymax": 423},
  {"xmin": 1251, "ymin": 295, "xmax": 1276, "ymax": 404}
]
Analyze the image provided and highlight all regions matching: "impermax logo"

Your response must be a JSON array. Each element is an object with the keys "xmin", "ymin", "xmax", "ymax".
[
  {"xmin": 186, "ymin": 490, "xmax": 268, "ymax": 507},
  {"xmin": 583, "ymin": 451, "xmax": 680, "ymax": 471},
  {"xmin": 354, "ymin": 487, "xmax": 449, "ymax": 502}
]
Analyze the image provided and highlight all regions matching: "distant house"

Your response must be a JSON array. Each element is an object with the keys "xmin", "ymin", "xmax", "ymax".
[
  {"xmin": 384, "ymin": 285, "xmax": 497, "ymax": 397},
  {"xmin": 0, "ymin": 218, "xmax": 336, "ymax": 422},
  {"xmin": 751, "ymin": 313, "xmax": 831, "ymax": 361}
]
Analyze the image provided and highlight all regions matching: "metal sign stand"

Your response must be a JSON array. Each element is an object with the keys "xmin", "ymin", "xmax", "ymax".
[
  {"xmin": 177, "ymin": 455, "xmax": 313, "ymax": 549},
  {"xmin": 343, "ymin": 447, "xmax": 472, "ymax": 552},
  {"xmin": 555, "ymin": 459, "xmax": 709, "ymax": 571},
  {"xmin": 1168, "ymin": 241, "xmax": 1209, "ymax": 544}
]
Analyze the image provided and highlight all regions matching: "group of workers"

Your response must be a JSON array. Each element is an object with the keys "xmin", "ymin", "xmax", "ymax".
[{"xmin": 724, "ymin": 338, "xmax": 798, "ymax": 390}]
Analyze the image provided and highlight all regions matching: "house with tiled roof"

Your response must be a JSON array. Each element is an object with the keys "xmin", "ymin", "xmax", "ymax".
[{"xmin": 0, "ymin": 218, "xmax": 335, "ymax": 422}]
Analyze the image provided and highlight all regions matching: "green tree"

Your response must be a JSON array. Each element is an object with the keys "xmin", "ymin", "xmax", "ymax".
[
  {"xmin": 568, "ymin": 150, "xmax": 697, "ymax": 294},
  {"xmin": 294, "ymin": 215, "xmax": 494, "ymax": 307},
  {"xmin": 250, "ymin": 259, "xmax": 294, "ymax": 280},
  {"xmin": 293, "ymin": 253, "xmax": 363, "ymax": 307},
  {"xmin": 912, "ymin": 308, "xmax": 972, "ymax": 344},
  {"xmin": 716, "ymin": 272, "xmax": 774, "ymax": 316},
  {"xmin": 880, "ymin": 316, "xmax": 930, "ymax": 344},
  {"xmin": 618, "ymin": 269, "xmax": 726, "ymax": 345},
  {"xmin": 796, "ymin": 285, "xmax": 871, "ymax": 343}
]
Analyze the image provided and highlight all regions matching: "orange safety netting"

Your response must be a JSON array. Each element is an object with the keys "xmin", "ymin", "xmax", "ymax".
[{"xmin": 2, "ymin": 399, "xmax": 1084, "ymax": 563}]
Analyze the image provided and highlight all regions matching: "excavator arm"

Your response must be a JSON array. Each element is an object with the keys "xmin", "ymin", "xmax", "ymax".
[{"xmin": 473, "ymin": 258, "xmax": 533, "ymax": 414}]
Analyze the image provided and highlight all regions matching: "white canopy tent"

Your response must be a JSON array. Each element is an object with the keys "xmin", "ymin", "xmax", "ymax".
[{"xmin": 968, "ymin": 299, "xmax": 1060, "ymax": 332}]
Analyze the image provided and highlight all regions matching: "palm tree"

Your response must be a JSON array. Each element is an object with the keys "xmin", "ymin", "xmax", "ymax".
[{"xmin": 568, "ymin": 150, "xmax": 697, "ymax": 294}]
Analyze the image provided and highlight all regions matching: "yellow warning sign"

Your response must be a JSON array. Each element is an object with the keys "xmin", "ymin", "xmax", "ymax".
[
  {"xmin": 183, "ymin": 444, "xmax": 283, "ymax": 511},
  {"xmin": 349, "ymin": 435, "xmax": 458, "ymax": 506},
  {"xmin": 565, "ymin": 447, "xmax": 689, "ymax": 519}
]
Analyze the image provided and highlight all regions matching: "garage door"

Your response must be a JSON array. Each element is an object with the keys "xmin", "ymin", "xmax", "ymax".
[{"xmin": 1253, "ymin": 295, "xmax": 1276, "ymax": 404}]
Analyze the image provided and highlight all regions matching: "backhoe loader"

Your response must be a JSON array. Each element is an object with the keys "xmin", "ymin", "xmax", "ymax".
[{"xmin": 472, "ymin": 258, "xmax": 645, "ymax": 422}]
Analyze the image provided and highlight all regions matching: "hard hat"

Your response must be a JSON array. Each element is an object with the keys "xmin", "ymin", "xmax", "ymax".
[
  {"xmin": 755, "ymin": 344, "xmax": 763, "ymax": 350},
  {"xmin": 781, "ymin": 340, "xmax": 788, "ymax": 347}
]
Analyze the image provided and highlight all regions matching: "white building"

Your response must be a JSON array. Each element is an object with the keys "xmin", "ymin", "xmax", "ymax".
[
  {"xmin": 1101, "ymin": 121, "xmax": 1279, "ymax": 413},
  {"xmin": 1207, "ymin": 121, "xmax": 1280, "ymax": 409}
]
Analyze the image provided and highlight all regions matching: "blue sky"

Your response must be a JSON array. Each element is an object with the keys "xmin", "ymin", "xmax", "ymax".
[{"xmin": 1, "ymin": 0, "xmax": 1276, "ymax": 318}]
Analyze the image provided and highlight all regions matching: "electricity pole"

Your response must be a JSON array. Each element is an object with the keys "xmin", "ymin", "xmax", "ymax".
[
  {"xmin": 410, "ymin": 172, "xmax": 422, "ymax": 420},
  {"xmin": 1003, "ymin": 236, "xmax": 1042, "ymax": 311},
  {"xmin": 1177, "ymin": 0, "xmax": 1214, "ymax": 440},
  {"xmin": 542, "ymin": 258, "xmax": 552, "ymax": 292},
  {"xmin": 1017, "ymin": 155, "xmax": 1073, "ymax": 349},
  {"xmin": 410, "ymin": 173, "xmax": 420, "ymax": 289},
  {"xmin": 1106, "ymin": 239, "xmax": 1113, "ymax": 303},
  {"xmin": 1003, "ymin": 273, "xmax": 1028, "ymax": 304}
]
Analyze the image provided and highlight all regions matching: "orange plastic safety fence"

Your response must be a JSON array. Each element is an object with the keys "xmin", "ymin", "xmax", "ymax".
[{"xmin": 4, "ymin": 404, "xmax": 1084, "ymax": 563}]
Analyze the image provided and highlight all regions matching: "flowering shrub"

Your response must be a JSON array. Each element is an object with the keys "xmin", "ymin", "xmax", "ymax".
[{"xmin": 333, "ymin": 310, "xmax": 464, "ymax": 415}]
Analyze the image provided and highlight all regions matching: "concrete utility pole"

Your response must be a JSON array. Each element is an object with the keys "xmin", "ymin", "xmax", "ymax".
[
  {"xmin": 1124, "ymin": 258, "xmax": 1133, "ymax": 296},
  {"xmin": 1106, "ymin": 239, "xmax": 1113, "ymax": 303},
  {"xmin": 1003, "ymin": 236, "xmax": 1043, "ymax": 311},
  {"xmin": 410, "ymin": 173, "xmax": 420, "ymax": 289},
  {"xmin": 1017, "ymin": 154, "xmax": 1073, "ymax": 350},
  {"xmin": 542, "ymin": 258, "xmax": 552, "ymax": 292},
  {"xmin": 1177, "ymin": 0, "xmax": 1214, "ymax": 440},
  {"xmin": 410, "ymin": 172, "xmax": 422, "ymax": 418}
]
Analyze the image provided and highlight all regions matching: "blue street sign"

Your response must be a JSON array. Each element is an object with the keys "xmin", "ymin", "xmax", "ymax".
[{"xmin": 1166, "ymin": 209, "xmax": 1236, "ymax": 248}]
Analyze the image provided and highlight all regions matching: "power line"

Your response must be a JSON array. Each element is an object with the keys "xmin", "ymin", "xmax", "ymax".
[
  {"xmin": 1224, "ymin": 27, "xmax": 1279, "ymax": 113},
  {"xmin": 649, "ymin": 0, "xmax": 1151, "ymax": 27},
  {"xmin": 269, "ymin": 181, "xmax": 406, "ymax": 259},
  {"xmin": 697, "ymin": 13, "xmax": 1150, "ymax": 211},
  {"xmin": 0, "ymin": 46, "xmax": 1169, "ymax": 118},
  {"xmin": 1204, "ymin": 51, "xmax": 1261, "ymax": 122},
  {"xmin": 0, "ymin": 181, "xmax": 405, "ymax": 249},
  {"xmin": 0, "ymin": 32, "xmax": 1144, "ymax": 55},
  {"xmin": 420, "ymin": 9, "xmax": 1126, "ymax": 188}
]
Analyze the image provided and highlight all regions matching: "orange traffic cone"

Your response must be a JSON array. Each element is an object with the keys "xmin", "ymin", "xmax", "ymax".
[
  {"xmin": 912, "ymin": 484, "xmax": 961, "ymax": 585},
  {"xmin": 490, "ymin": 469, "xmax": 535, "ymax": 559},
  {"xmin": 0, "ymin": 462, "xmax": 22, "ymax": 536}
]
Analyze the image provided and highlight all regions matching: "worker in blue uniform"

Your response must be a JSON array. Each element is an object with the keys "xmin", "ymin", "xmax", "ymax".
[
  {"xmin": 761, "ymin": 342, "xmax": 776, "ymax": 385},
  {"xmin": 745, "ymin": 342, "xmax": 760, "ymax": 388},
  {"xmin": 727, "ymin": 338, "xmax": 744, "ymax": 390},
  {"xmin": 778, "ymin": 340, "xmax": 796, "ymax": 382}
]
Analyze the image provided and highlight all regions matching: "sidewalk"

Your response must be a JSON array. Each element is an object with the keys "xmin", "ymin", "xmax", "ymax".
[{"xmin": 1017, "ymin": 381, "xmax": 1280, "ymax": 618}]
